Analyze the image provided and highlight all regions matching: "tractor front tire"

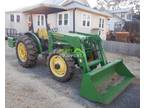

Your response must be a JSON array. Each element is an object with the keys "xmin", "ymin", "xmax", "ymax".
[
  {"xmin": 48, "ymin": 53, "xmax": 74, "ymax": 82},
  {"xmin": 16, "ymin": 36, "xmax": 38, "ymax": 68}
]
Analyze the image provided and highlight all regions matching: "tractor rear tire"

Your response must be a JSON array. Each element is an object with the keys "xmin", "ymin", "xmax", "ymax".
[
  {"xmin": 16, "ymin": 36, "xmax": 38, "ymax": 68},
  {"xmin": 48, "ymin": 53, "xmax": 74, "ymax": 82}
]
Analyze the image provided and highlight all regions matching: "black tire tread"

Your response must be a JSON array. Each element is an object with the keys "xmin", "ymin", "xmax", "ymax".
[{"xmin": 16, "ymin": 35, "xmax": 38, "ymax": 68}]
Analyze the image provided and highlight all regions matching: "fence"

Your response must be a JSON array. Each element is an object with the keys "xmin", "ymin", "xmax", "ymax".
[{"xmin": 102, "ymin": 40, "xmax": 140, "ymax": 57}]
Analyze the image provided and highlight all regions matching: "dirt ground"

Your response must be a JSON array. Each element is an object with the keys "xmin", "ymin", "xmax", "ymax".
[{"xmin": 5, "ymin": 41, "xmax": 140, "ymax": 108}]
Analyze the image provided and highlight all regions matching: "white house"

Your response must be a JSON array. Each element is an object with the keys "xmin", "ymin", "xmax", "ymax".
[
  {"xmin": 108, "ymin": 14, "xmax": 125, "ymax": 32},
  {"xmin": 110, "ymin": 8, "xmax": 133, "ymax": 21},
  {"xmin": 5, "ymin": 11, "xmax": 28, "ymax": 35},
  {"xmin": 108, "ymin": 8, "xmax": 133, "ymax": 31},
  {"xmin": 5, "ymin": 0, "xmax": 111, "ymax": 40}
]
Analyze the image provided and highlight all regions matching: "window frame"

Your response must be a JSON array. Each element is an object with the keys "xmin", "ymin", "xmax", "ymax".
[
  {"xmin": 99, "ymin": 18, "xmax": 102, "ymax": 28},
  {"xmin": 16, "ymin": 15, "xmax": 20, "ymax": 23},
  {"xmin": 64, "ymin": 13, "xmax": 68, "ymax": 25},
  {"xmin": 102, "ymin": 19, "xmax": 104, "ymax": 28},
  {"xmin": 58, "ymin": 14, "xmax": 63, "ymax": 26},
  {"xmin": 99, "ymin": 17, "xmax": 105, "ymax": 29},
  {"xmin": 41, "ymin": 15, "xmax": 44, "ymax": 26},
  {"xmin": 81, "ymin": 13, "xmax": 91, "ymax": 27},
  {"xmin": 58, "ymin": 12, "xmax": 69, "ymax": 26},
  {"xmin": 37, "ymin": 15, "xmax": 40, "ymax": 26},
  {"xmin": 82, "ymin": 14, "xmax": 86, "ymax": 26},
  {"xmin": 10, "ymin": 14, "xmax": 14, "ymax": 22},
  {"xmin": 87, "ymin": 15, "xmax": 90, "ymax": 27},
  {"xmin": 37, "ymin": 15, "xmax": 45, "ymax": 26}
]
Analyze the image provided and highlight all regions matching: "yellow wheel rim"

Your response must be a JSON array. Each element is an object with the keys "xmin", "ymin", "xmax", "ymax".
[
  {"xmin": 17, "ymin": 42, "xmax": 28, "ymax": 62},
  {"xmin": 50, "ymin": 55, "xmax": 67, "ymax": 77}
]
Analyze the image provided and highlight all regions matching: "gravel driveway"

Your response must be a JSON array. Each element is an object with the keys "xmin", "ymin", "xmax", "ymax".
[{"xmin": 5, "ymin": 41, "xmax": 140, "ymax": 108}]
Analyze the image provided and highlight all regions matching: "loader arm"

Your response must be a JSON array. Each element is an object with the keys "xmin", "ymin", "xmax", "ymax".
[{"xmin": 49, "ymin": 32, "xmax": 134, "ymax": 104}]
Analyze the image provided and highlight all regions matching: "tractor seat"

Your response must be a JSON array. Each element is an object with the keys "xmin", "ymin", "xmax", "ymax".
[{"xmin": 37, "ymin": 28, "xmax": 48, "ymax": 40}]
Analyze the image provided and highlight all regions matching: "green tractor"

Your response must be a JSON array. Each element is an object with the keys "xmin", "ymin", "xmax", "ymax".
[{"xmin": 7, "ymin": 4, "xmax": 134, "ymax": 104}]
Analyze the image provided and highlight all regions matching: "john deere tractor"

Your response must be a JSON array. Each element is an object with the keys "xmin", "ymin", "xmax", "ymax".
[{"xmin": 7, "ymin": 4, "xmax": 134, "ymax": 104}]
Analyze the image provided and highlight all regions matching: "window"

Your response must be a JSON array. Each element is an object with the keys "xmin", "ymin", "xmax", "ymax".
[
  {"xmin": 82, "ymin": 14, "xmax": 86, "ymax": 26},
  {"xmin": 58, "ymin": 13, "xmax": 69, "ymax": 26},
  {"xmin": 37, "ymin": 15, "xmax": 40, "ymax": 26},
  {"xmin": 10, "ymin": 14, "xmax": 14, "ymax": 22},
  {"xmin": 17, "ymin": 15, "xmax": 20, "ymax": 22},
  {"xmin": 37, "ymin": 15, "xmax": 45, "ymax": 26},
  {"xmin": 99, "ymin": 18, "xmax": 101, "ymax": 28},
  {"xmin": 64, "ymin": 14, "xmax": 68, "ymax": 25},
  {"xmin": 99, "ymin": 18, "xmax": 104, "ymax": 28},
  {"xmin": 102, "ymin": 19, "xmax": 104, "ymax": 28},
  {"xmin": 82, "ymin": 14, "xmax": 91, "ymax": 27},
  {"xmin": 41, "ymin": 15, "xmax": 44, "ymax": 26},
  {"xmin": 87, "ymin": 16, "xmax": 90, "ymax": 26},
  {"xmin": 58, "ymin": 14, "xmax": 62, "ymax": 25}
]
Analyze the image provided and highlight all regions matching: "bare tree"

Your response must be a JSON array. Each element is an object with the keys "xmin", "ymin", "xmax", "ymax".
[
  {"xmin": 93, "ymin": 0, "xmax": 140, "ymax": 17},
  {"xmin": 108, "ymin": 0, "xmax": 140, "ymax": 14}
]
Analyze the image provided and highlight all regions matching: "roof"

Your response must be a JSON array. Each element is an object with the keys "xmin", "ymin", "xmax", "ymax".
[
  {"xmin": 103, "ymin": 10, "xmax": 125, "ymax": 21},
  {"xmin": 110, "ymin": 8, "xmax": 132, "ymax": 13},
  {"xmin": 63, "ymin": 1, "xmax": 111, "ymax": 17},
  {"xmin": 23, "ymin": 3, "xmax": 67, "ymax": 14},
  {"xmin": 42, "ymin": 0, "xmax": 64, "ymax": 5},
  {"xmin": 110, "ymin": 14, "xmax": 125, "ymax": 21},
  {"xmin": 6, "ymin": 3, "xmax": 67, "ymax": 14},
  {"xmin": 62, "ymin": 0, "xmax": 89, "ymax": 7}
]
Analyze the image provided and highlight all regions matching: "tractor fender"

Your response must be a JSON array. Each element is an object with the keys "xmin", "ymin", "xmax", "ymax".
[{"xmin": 25, "ymin": 32, "xmax": 42, "ymax": 53}]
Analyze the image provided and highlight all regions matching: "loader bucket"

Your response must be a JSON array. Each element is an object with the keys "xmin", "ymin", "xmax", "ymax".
[{"xmin": 80, "ymin": 59, "xmax": 134, "ymax": 104}]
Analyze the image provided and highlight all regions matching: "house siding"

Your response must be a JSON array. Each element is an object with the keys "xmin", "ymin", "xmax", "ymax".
[
  {"xmin": 75, "ymin": 9, "xmax": 108, "ymax": 40},
  {"xmin": 48, "ymin": 14, "xmax": 57, "ymax": 28},
  {"xmin": 75, "ymin": 10, "xmax": 91, "ymax": 33},
  {"xmin": 31, "ymin": 10, "xmax": 74, "ymax": 33},
  {"xmin": 108, "ymin": 17, "xmax": 124, "ymax": 31},
  {"xmin": 56, "ymin": 10, "xmax": 73, "ymax": 32},
  {"xmin": 5, "ymin": 12, "xmax": 28, "ymax": 33},
  {"xmin": 5, "ymin": 4, "xmax": 109, "ymax": 40}
]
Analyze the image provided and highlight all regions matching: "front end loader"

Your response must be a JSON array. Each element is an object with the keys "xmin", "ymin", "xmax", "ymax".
[
  {"xmin": 49, "ymin": 32, "xmax": 134, "ymax": 104},
  {"xmin": 8, "ymin": 31, "xmax": 134, "ymax": 104},
  {"xmin": 7, "ymin": 4, "xmax": 134, "ymax": 104}
]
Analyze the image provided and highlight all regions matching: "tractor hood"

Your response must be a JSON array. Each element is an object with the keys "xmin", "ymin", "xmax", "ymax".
[{"xmin": 52, "ymin": 32, "xmax": 101, "ymax": 41}]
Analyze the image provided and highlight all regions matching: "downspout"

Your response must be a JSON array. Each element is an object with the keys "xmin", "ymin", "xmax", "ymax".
[{"xmin": 73, "ymin": 8, "xmax": 76, "ymax": 33}]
